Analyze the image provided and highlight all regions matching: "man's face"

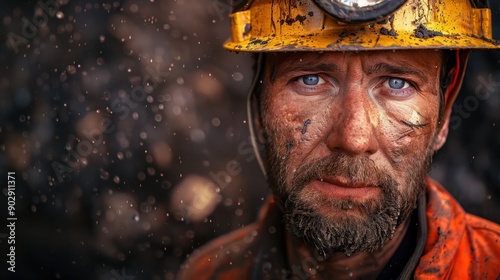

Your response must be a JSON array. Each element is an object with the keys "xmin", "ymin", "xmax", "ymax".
[{"xmin": 260, "ymin": 50, "xmax": 445, "ymax": 256}]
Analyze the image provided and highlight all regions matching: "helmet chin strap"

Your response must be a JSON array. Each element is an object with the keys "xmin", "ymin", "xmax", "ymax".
[{"xmin": 247, "ymin": 53, "xmax": 268, "ymax": 178}]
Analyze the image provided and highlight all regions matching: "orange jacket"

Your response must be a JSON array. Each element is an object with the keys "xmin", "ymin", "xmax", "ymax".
[{"xmin": 178, "ymin": 178, "xmax": 500, "ymax": 279}]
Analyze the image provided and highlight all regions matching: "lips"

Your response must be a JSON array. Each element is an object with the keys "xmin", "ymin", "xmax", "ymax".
[
  {"xmin": 319, "ymin": 175, "xmax": 377, "ymax": 189},
  {"xmin": 308, "ymin": 175, "xmax": 381, "ymax": 199}
]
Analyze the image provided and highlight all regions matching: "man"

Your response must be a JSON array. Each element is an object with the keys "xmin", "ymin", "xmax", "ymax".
[{"xmin": 179, "ymin": 0, "xmax": 500, "ymax": 279}]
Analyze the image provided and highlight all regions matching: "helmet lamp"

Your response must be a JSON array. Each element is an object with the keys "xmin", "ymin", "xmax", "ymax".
[{"xmin": 313, "ymin": 0, "xmax": 408, "ymax": 22}]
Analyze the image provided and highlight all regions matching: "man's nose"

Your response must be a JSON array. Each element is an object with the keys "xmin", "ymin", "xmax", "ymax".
[{"xmin": 326, "ymin": 88, "xmax": 379, "ymax": 156}]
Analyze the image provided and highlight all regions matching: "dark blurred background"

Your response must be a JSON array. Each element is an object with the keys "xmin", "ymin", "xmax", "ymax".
[{"xmin": 0, "ymin": 1, "xmax": 499, "ymax": 279}]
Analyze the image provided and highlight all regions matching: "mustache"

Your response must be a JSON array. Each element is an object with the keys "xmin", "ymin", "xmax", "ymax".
[{"xmin": 291, "ymin": 153, "xmax": 398, "ymax": 193}]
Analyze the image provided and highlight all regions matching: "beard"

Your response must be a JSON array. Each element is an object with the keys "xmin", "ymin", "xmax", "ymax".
[{"xmin": 265, "ymin": 141, "xmax": 433, "ymax": 257}]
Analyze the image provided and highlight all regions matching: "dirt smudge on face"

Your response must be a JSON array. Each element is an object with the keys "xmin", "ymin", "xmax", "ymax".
[
  {"xmin": 283, "ymin": 140, "xmax": 294, "ymax": 159},
  {"xmin": 301, "ymin": 119, "xmax": 311, "ymax": 134}
]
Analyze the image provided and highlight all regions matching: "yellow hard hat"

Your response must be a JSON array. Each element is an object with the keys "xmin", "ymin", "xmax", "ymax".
[{"xmin": 224, "ymin": 0, "xmax": 500, "ymax": 52}]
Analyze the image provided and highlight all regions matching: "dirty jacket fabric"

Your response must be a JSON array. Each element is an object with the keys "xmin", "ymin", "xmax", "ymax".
[{"xmin": 178, "ymin": 178, "xmax": 500, "ymax": 279}]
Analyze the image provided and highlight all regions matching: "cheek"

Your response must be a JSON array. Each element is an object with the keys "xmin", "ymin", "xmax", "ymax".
[
  {"xmin": 378, "ymin": 102, "xmax": 438, "ymax": 164},
  {"xmin": 264, "ymin": 98, "xmax": 332, "ymax": 159},
  {"xmin": 264, "ymin": 101, "xmax": 302, "ymax": 150}
]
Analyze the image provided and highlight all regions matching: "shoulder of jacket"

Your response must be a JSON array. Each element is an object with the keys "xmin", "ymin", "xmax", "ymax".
[
  {"xmin": 464, "ymin": 213, "xmax": 500, "ymax": 239},
  {"xmin": 465, "ymin": 213, "xmax": 500, "ymax": 237},
  {"xmin": 177, "ymin": 222, "xmax": 261, "ymax": 279}
]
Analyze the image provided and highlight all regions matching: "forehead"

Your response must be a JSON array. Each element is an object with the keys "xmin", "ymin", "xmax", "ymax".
[{"xmin": 265, "ymin": 50, "xmax": 443, "ymax": 75}]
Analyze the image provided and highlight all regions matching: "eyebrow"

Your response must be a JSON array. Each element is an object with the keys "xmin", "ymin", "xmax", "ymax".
[{"xmin": 366, "ymin": 63, "xmax": 428, "ymax": 83}]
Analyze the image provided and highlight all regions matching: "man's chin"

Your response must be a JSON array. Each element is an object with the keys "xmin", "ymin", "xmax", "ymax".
[
  {"xmin": 283, "ymin": 205, "xmax": 400, "ymax": 256},
  {"xmin": 281, "ymin": 190, "xmax": 404, "ymax": 256},
  {"xmin": 298, "ymin": 188, "xmax": 384, "ymax": 217},
  {"xmin": 313, "ymin": 205, "xmax": 376, "ymax": 221}
]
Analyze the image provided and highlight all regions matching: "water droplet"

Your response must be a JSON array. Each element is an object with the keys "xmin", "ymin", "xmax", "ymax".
[
  {"xmin": 130, "ymin": 4, "xmax": 139, "ymax": 13},
  {"xmin": 268, "ymin": 226, "xmax": 276, "ymax": 234},
  {"xmin": 190, "ymin": 129, "xmax": 205, "ymax": 143},
  {"xmin": 211, "ymin": 117, "xmax": 221, "ymax": 127},
  {"xmin": 232, "ymin": 72, "xmax": 244, "ymax": 81}
]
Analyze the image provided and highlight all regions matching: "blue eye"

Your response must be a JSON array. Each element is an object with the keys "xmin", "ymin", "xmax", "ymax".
[
  {"xmin": 302, "ymin": 75, "xmax": 320, "ymax": 85},
  {"xmin": 388, "ymin": 78, "xmax": 407, "ymax": 89}
]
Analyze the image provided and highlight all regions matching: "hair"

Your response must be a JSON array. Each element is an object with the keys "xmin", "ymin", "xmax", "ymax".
[{"xmin": 439, "ymin": 50, "xmax": 457, "ymax": 126}]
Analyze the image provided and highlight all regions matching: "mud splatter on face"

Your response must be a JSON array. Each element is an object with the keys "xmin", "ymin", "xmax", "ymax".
[
  {"xmin": 283, "ymin": 140, "xmax": 294, "ymax": 159},
  {"xmin": 301, "ymin": 119, "xmax": 311, "ymax": 134}
]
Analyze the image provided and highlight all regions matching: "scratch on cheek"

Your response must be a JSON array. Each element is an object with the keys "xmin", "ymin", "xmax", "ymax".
[
  {"xmin": 396, "ymin": 119, "xmax": 431, "ymax": 142},
  {"xmin": 301, "ymin": 119, "xmax": 311, "ymax": 134},
  {"xmin": 401, "ymin": 110, "xmax": 430, "ymax": 129},
  {"xmin": 400, "ymin": 120, "xmax": 429, "ymax": 129}
]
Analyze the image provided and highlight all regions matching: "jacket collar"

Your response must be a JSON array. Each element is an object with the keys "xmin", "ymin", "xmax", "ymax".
[{"xmin": 250, "ymin": 189, "xmax": 431, "ymax": 279}]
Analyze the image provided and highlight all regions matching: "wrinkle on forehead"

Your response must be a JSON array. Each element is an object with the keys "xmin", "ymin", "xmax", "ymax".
[{"xmin": 266, "ymin": 50, "xmax": 442, "ymax": 78}]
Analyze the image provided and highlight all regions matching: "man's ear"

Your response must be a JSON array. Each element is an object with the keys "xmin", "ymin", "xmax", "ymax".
[
  {"xmin": 433, "ymin": 50, "xmax": 470, "ymax": 151},
  {"xmin": 441, "ymin": 50, "xmax": 471, "ymax": 119},
  {"xmin": 433, "ymin": 117, "xmax": 450, "ymax": 150}
]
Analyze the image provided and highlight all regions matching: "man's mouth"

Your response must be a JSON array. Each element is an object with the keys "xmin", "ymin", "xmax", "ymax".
[
  {"xmin": 307, "ymin": 175, "xmax": 381, "ymax": 199},
  {"xmin": 319, "ymin": 175, "xmax": 378, "ymax": 188}
]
